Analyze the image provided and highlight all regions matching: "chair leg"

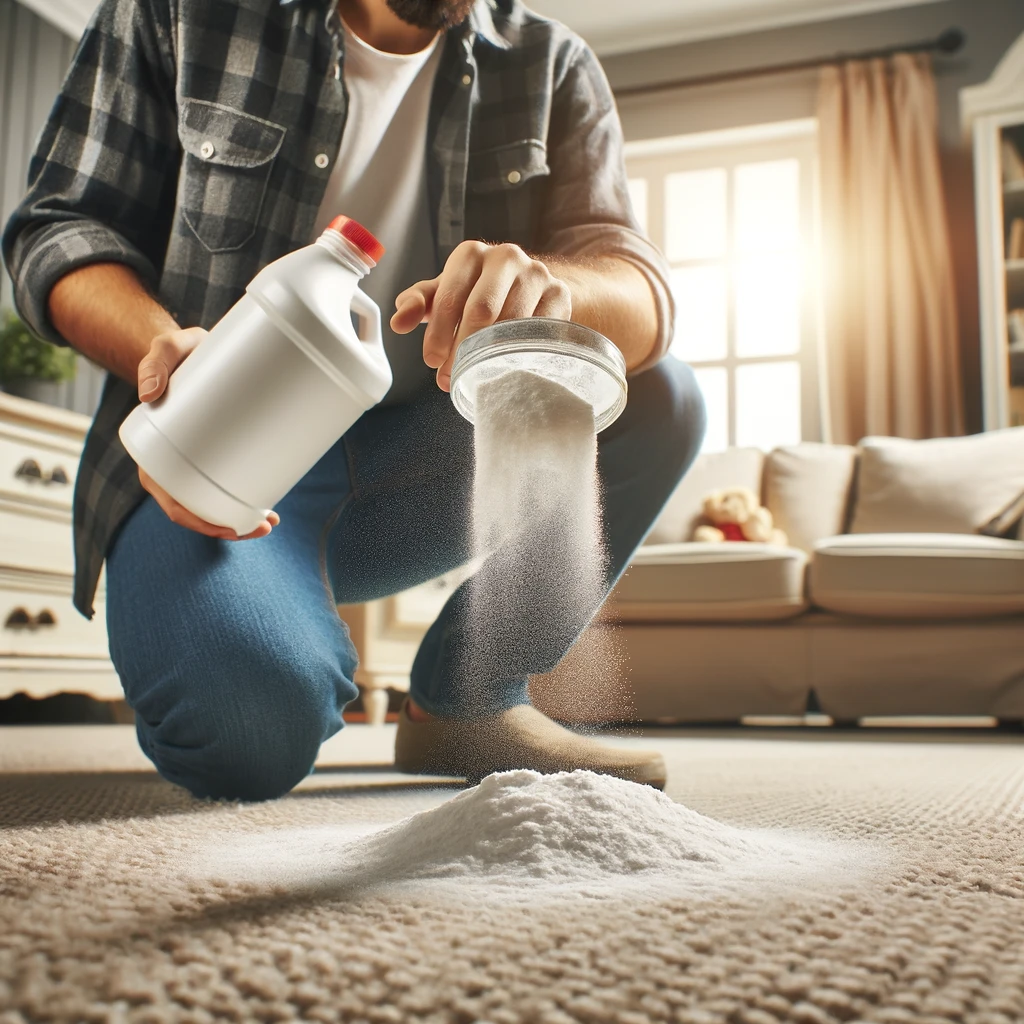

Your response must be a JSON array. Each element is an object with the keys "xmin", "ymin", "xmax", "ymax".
[{"xmin": 362, "ymin": 687, "xmax": 390, "ymax": 726}]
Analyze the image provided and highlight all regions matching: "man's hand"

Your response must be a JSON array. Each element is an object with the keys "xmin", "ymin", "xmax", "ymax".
[
  {"xmin": 135, "ymin": 326, "xmax": 280, "ymax": 540},
  {"xmin": 390, "ymin": 241, "xmax": 571, "ymax": 391}
]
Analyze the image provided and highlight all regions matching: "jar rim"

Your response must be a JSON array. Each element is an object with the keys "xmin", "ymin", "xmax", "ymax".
[
  {"xmin": 449, "ymin": 318, "xmax": 628, "ymax": 432},
  {"xmin": 451, "ymin": 318, "xmax": 626, "ymax": 381}
]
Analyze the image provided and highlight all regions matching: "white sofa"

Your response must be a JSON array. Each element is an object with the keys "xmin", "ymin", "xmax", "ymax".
[{"xmin": 531, "ymin": 429, "xmax": 1024, "ymax": 725}]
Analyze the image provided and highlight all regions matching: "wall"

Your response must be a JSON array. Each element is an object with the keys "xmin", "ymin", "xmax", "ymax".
[
  {"xmin": 602, "ymin": 0, "xmax": 1024, "ymax": 433},
  {"xmin": 0, "ymin": 0, "xmax": 105, "ymax": 416}
]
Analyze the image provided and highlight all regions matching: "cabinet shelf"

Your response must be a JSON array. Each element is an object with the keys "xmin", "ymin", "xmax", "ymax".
[
  {"xmin": 1008, "ymin": 261, "xmax": 1024, "ymax": 306},
  {"xmin": 961, "ymin": 29, "xmax": 1024, "ymax": 429},
  {"xmin": 1006, "ymin": 182, "xmax": 1024, "ymax": 214}
]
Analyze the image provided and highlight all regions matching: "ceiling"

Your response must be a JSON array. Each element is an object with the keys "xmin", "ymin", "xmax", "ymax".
[
  {"xmin": 22, "ymin": 0, "xmax": 940, "ymax": 53},
  {"xmin": 527, "ymin": 0, "xmax": 941, "ymax": 55}
]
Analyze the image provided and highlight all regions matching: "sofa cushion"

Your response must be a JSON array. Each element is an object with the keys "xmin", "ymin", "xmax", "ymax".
[
  {"xmin": 764, "ymin": 443, "xmax": 857, "ymax": 552},
  {"xmin": 850, "ymin": 428, "xmax": 1024, "ymax": 536},
  {"xmin": 646, "ymin": 447, "xmax": 764, "ymax": 545},
  {"xmin": 810, "ymin": 534, "xmax": 1024, "ymax": 618},
  {"xmin": 614, "ymin": 542, "xmax": 808, "ymax": 622}
]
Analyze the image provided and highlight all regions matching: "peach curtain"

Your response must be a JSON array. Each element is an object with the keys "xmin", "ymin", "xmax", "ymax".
[{"xmin": 817, "ymin": 54, "xmax": 964, "ymax": 442}]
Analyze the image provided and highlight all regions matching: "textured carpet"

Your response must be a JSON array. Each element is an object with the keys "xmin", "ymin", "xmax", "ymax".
[{"xmin": 1, "ymin": 725, "xmax": 1023, "ymax": 1024}]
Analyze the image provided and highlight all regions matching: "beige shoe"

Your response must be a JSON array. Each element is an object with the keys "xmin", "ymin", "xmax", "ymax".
[{"xmin": 394, "ymin": 699, "xmax": 667, "ymax": 789}]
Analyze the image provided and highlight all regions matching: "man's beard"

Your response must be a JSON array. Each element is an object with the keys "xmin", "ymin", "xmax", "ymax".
[{"xmin": 386, "ymin": 0, "xmax": 476, "ymax": 31}]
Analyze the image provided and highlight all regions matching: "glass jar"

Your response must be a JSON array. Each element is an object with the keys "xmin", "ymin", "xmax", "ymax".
[{"xmin": 449, "ymin": 318, "xmax": 628, "ymax": 432}]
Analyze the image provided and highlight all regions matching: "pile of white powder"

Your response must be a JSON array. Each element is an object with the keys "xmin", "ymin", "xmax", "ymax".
[{"xmin": 195, "ymin": 771, "xmax": 865, "ymax": 904}]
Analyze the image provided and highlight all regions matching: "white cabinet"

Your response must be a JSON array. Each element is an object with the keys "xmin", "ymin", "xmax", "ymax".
[
  {"xmin": 961, "ymin": 32, "xmax": 1024, "ymax": 430},
  {"xmin": 0, "ymin": 392, "xmax": 121, "ymax": 700}
]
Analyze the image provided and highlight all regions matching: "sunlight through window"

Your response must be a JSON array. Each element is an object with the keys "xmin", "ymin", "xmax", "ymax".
[
  {"xmin": 628, "ymin": 123, "xmax": 818, "ymax": 450},
  {"xmin": 735, "ymin": 159, "xmax": 800, "ymax": 253},
  {"xmin": 670, "ymin": 265, "xmax": 728, "ymax": 363},
  {"xmin": 693, "ymin": 366, "xmax": 729, "ymax": 453},
  {"xmin": 735, "ymin": 253, "xmax": 801, "ymax": 358},
  {"xmin": 736, "ymin": 362, "xmax": 801, "ymax": 450},
  {"xmin": 665, "ymin": 168, "xmax": 727, "ymax": 262}
]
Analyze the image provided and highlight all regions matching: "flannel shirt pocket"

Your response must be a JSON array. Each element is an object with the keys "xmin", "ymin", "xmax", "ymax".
[
  {"xmin": 178, "ymin": 99, "xmax": 286, "ymax": 253},
  {"xmin": 467, "ymin": 139, "xmax": 549, "ymax": 193}
]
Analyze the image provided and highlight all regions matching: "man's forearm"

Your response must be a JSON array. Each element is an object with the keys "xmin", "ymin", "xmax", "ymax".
[
  {"xmin": 543, "ymin": 255, "xmax": 660, "ymax": 372},
  {"xmin": 48, "ymin": 263, "xmax": 179, "ymax": 384}
]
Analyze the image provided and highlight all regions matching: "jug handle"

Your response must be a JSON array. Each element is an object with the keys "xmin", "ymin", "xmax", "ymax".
[{"xmin": 349, "ymin": 287, "xmax": 383, "ymax": 349}]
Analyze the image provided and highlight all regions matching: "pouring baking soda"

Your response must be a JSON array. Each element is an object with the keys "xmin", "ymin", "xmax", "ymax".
[
  {"xmin": 119, "ymin": 215, "xmax": 391, "ymax": 536},
  {"xmin": 446, "ymin": 318, "xmax": 628, "ymax": 717},
  {"xmin": 120, "ymin": 214, "xmax": 627, "ymax": 537}
]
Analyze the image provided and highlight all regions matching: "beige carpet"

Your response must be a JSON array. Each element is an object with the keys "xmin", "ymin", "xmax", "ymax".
[{"xmin": 1, "ymin": 725, "xmax": 1023, "ymax": 1024}]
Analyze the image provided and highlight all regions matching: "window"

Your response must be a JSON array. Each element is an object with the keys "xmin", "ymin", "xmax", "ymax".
[{"xmin": 626, "ymin": 120, "xmax": 822, "ymax": 452}]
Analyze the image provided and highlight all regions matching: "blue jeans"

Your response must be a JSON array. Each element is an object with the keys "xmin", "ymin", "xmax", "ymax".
[{"xmin": 105, "ymin": 357, "xmax": 705, "ymax": 800}]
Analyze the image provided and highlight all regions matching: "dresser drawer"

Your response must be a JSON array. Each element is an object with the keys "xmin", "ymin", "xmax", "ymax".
[
  {"xmin": 0, "ymin": 656, "xmax": 122, "ymax": 701},
  {"xmin": 390, "ymin": 564, "xmax": 475, "ymax": 629},
  {"xmin": 0, "ymin": 504, "xmax": 74, "ymax": 575},
  {"xmin": 0, "ymin": 577, "xmax": 110, "ymax": 659},
  {"xmin": 0, "ymin": 420, "xmax": 80, "ymax": 513}
]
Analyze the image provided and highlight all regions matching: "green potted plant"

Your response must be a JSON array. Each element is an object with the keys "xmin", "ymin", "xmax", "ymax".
[{"xmin": 0, "ymin": 310, "xmax": 77, "ymax": 405}]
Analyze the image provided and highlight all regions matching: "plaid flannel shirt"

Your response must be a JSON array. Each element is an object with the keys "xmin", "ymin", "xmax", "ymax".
[{"xmin": 2, "ymin": 0, "xmax": 673, "ymax": 620}]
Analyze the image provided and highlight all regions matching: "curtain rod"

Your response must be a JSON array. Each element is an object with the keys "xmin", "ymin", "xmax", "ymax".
[{"xmin": 612, "ymin": 27, "xmax": 965, "ymax": 99}]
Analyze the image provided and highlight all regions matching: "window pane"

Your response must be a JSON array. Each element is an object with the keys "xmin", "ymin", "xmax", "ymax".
[
  {"xmin": 628, "ymin": 178, "xmax": 648, "ymax": 234},
  {"xmin": 670, "ymin": 265, "xmax": 727, "ymax": 363},
  {"xmin": 693, "ymin": 366, "xmax": 729, "ymax": 453},
  {"xmin": 665, "ymin": 168, "xmax": 727, "ymax": 261},
  {"xmin": 735, "ymin": 253, "xmax": 801, "ymax": 357},
  {"xmin": 735, "ymin": 361, "xmax": 801, "ymax": 450},
  {"xmin": 734, "ymin": 159, "xmax": 800, "ymax": 254}
]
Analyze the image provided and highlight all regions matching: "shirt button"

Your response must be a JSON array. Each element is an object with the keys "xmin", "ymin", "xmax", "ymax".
[
  {"xmin": 199, "ymin": 141, "xmax": 215, "ymax": 159},
  {"xmin": 314, "ymin": 152, "xmax": 330, "ymax": 169},
  {"xmin": 507, "ymin": 170, "xmax": 521, "ymax": 184},
  {"xmin": 461, "ymin": 73, "xmax": 472, "ymax": 86}
]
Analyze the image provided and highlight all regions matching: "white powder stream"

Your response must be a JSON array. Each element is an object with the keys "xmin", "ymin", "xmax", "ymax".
[
  {"xmin": 471, "ymin": 369, "xmax": 604, "ymax": 593},
  {"xmin": 193, "ymin": 770, "xmax": 872, "ymax": 904},
  {"xmin": 463, "ymin": 369, "xmax": 615, "ymax": 705}
]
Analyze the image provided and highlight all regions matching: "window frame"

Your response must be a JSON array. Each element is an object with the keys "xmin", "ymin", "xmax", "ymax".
[{"xmin": 625, "ymin": 118, "xmax": 825, "ymax": 449}]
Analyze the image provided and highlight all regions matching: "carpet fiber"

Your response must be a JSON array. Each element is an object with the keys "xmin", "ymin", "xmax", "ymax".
[{"xmin": 1, "ymin": 725, "xmax": 1023, "ymax": 1024}]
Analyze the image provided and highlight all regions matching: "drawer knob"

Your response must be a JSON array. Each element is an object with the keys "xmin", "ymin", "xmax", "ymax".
[
  {"xmin": 4, "ymin": 607, "xmax": 58, "ymax": 630},
  {"xmin": 13, "ymin": 459, "xmax": 70, "ymax": 486}
]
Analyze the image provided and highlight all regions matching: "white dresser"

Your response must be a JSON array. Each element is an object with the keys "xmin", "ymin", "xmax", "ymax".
[{"xmin": 0, "ymin": 392, "xmax": 121, "ymax": 701}]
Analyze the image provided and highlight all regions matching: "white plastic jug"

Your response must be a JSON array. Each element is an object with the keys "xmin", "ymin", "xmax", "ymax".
[{"xmin": 119, "ymin": 215, "xmax": 392, "ymax": 535}]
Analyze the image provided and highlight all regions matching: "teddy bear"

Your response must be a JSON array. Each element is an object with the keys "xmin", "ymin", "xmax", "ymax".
[{"xmin": 692, "ymin": 487, "xmax": 788, "ymax": 546}]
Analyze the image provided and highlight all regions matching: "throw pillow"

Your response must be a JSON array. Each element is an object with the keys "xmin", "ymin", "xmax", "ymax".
[
  {"xmin": 764, "ymin": 443, "xmax": 857, "ymax": 551},
  {"xmin": 850, "ymin": 427, "xmax": 1024, "ymax": 535}
]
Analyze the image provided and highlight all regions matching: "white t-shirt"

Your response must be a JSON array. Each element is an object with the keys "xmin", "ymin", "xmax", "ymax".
[{"xmin": 312, "ymin": 22, "xmax": 443, "ymax": 405}]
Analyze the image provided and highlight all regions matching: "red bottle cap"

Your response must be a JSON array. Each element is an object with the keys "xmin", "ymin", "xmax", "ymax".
[{"xmin": 326, "ymin": 215, "xmax": 385, "ymax": 263}]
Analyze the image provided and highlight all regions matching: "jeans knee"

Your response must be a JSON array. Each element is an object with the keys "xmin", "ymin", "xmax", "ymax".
[
  {"xmin": 659, "ymin": 357, "xmax": 707, "ymax": 469},
  {"xmin": 136, "ymin": 654, "xmax": 356, "ymax": 802},
  {"xmin": 625, "ymin": 356, "xmax": 707, "ymax": 482}
]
